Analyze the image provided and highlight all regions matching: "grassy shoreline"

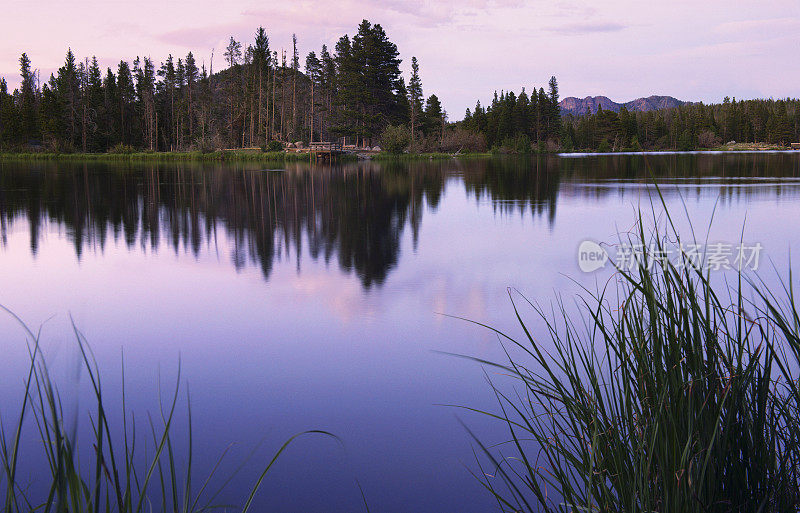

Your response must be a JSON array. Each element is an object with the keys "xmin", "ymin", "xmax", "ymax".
[
  {"xmin": 0, "ymin": 146, "xmax": 794, "ymax": 165},
  {"xmin": 0, "ymin": 150, "xmax": 499, "ymax": 163},
  {"xmin": 371, "ymin": 151, "xmax": 494, "ymax": 160},
  {"xmin": 0, "ymin": 150, "xmax": 335, "ymax": 162}
]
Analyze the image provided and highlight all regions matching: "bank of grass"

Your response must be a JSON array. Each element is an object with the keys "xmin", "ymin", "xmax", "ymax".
[
  {"xmin": 463, "ymin": 199, "xmax": 800, "ymax": 512},
  {"xmin": 711, "ymin": 142, "xmax": 791, "ymax": 151},
  {"xmin": 371, "ymin": 151, "xmax": 493, "ymax": 161},
  {"xmin": 563, "ymin": 143, "xmax": 795, "ymax": 154},
  {"xmin": 0, "ymin": 150, "xmax": 354, "ymax": 163},
  {"xmin": 0, "ymin": 308, "xmax": 339, "ymax": 513}
]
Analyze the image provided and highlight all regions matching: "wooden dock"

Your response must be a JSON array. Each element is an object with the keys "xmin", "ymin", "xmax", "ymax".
[{"xmin": 309, "ymin": 142, "xmax": 343, "ymax": 161}]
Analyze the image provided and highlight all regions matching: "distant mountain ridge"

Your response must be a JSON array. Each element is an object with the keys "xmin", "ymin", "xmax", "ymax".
[{"xmin": 559, "ymin": 95, "xmax": 690, "ymax": 116}]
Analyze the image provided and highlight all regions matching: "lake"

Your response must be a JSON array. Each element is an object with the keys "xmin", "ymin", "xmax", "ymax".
[{"xmin": 1, "ymin": 153, "xmax": 799, "ymax": 512}]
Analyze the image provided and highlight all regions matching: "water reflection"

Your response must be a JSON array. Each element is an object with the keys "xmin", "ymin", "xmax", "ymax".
[
  {"xmin": 2, "ymin": 153, "xmax": 800, "ymax": 513},
  {"xmin": 1, "ymin": 153, "xmax": 798, "ymax": 288}
]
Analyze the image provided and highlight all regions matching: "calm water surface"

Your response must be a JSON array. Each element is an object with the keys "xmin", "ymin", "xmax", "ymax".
[{"xmin": 1, "ymin": 153, "xmax": 799, "ymax": 512}]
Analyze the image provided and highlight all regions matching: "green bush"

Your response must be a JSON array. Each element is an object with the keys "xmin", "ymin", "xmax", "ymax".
[
  {"xmin": 379, "ymin": 125, "xmax": 411, "ymax": 154},
  {"xmin": 679, "ymin": 130, "xmax": 695, "ymax": 151},
  {"xmin": 515, "ymin": 134, "xmax": 531, "ymax": 154},
  {"xmin": 560, "ymin": 132, "xmax": 574, "ymax": 152},
  {"xmin": 264, "ymin": 140, "xmax": 284, "ymax": 152},
  {"xmin": 108, "ymin": 143, "xmax": 136, "ymax": 154}
]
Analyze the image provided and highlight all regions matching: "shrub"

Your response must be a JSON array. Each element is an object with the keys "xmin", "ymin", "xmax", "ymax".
[
  {"xmin": 379, "ymin": 124, "xmax": 411, "ymax": 154},
  {"xmin": 440, "ymin": 128, "xmax": 487, "ymax": 153},
  {"xmin": 108, "ymin": 143, "xmax": 136, "ymax": 154},
  {"xmin": 515, "ymin": 134, "xmax": 531, "ymax": 154},
  {"xmin": 678, "ymin": 130, "xmax": 695, "ymax": 151},
  {"xmin": 264, "ymin": 140, "xmax": 284, "ymax": 152},
  {"xmin": 698, "ymin": 130, "xmax": 722, "ymax": 148},
  {"xmin": 560, "ymin": 132, "xmax": 574, "ymax": 152},
  {"xmin": 44, "ymin": 136, "xmax": 75, "ymax": 153},
  {"xmin": 191, "ymin": 133, "xmax": 224, "ymax": 153}
]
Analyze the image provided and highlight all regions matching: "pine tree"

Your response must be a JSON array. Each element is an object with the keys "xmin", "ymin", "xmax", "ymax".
[
  {"xmin": 175, "ymin": 58, "xmax": 185, "ymax": 147},
  {"xmin": 222, "ymin": 38, "xmax": 242, "ymax": 145},
  {"xmin": 423, "ymin": 94, "xmax": 443, "ymax": 140},
  {"xmin": 407, "ymin": 56, "xmax": 423, "ymax": 151},
  {"xmin": 0, "ymin": 78, "xmax": 16, "ymax": 146},
  {"xmin": 253, "ymin": 28, "xmax": 269, "ymax": 143},
  {"xmin": 334, "ymin": 20, "xmax": 403, "ymax": 145},
  {"xmin": 546, "ymin": 76, "xmax": 561, "ymax": 141},
  {"xmin": 18, "ymin": 52, "xmax": 39, "ymax": 142},
  {"xmin": 291, "ymin": 34, "xmax": 299, "ymax": 141},
  {"xmin": 319, "ymin": 44, "xmax": 335, "ymax": 141},
  {"xmin": 103, "ymin": 67, "xmax": 118, "ymax": 146},
  {"xmin": 85, "ymin": 56, "xmax": 103, "ymax": 150},
  {"xmin": 134, "ymin": 56, "xmax": 156, "ymax": 150},
  {"xmin": 184, "ymin": 52, "xmax": 198, "ymax": 142},
  {"xmin": 305, "ymin": 51, "xmax": 321, "ymax": 142},
  {"xmin": 157, "ymin": 55, "xmax": 177, "ymax": 149},
  {"xmin": 116, "ymin": 61, "xmax": 135, "ymax": 146}
]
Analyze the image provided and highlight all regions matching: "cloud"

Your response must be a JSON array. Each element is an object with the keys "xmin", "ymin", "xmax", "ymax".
[
  {"xmin": 545, "ymin": 21, "xmax": 627, "ymax": 34},
  {"xmin": 713, "ymin": 17, "xmax": 800, "ymax": 35},
  {"xmin": 158, "ymin": 24, "xmax": 250, "ymax": 49}
]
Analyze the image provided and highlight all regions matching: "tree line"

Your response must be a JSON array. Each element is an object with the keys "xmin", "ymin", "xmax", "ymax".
[
  {"xmin": 5, "ymin": 30, "xmax": 799, "ymax": 156},
  {"xmin": 0, "ymin": 20, "xmax": 449, "ymax": 153},
  {"xmin": 452, "ymin": 83, "xmax": 800, "ymax": 153},
  {"xmin": 561, "ymin": 97, "xmax": 800, "ymax": 151},
  {"xmin": 458, "ymin": 77, "xmax": 563, "ymax": 152}
]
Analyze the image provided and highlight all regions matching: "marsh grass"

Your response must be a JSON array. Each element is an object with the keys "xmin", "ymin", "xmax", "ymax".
[
  {"xmin": 459, "ymin": 192, "xmax": 800, "ymax": 512},
  {"xmin": 0, "ymin": 309, "xmax": 337, "ymax": 513}
]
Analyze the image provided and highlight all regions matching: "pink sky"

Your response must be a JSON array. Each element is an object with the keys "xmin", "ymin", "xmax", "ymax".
[{"xmin": 2, "ymin": 0, "xmax": 799, "ymax": 118}]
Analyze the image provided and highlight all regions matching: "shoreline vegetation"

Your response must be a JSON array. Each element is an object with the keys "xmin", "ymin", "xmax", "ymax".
[
  {"xmin": 466, "ymin": 204, "xmax": 800, "ymax": 512},
  {"xmin": 0, "ymin": 140, "xmax": 795, "ymax": 164},
  {"xmin": 0, "ymin": 150, "xmax": 494, "ymax": 162}
]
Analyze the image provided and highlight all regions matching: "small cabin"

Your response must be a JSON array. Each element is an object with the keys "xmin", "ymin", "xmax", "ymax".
[{"xmin": 791, "ymin": 143, "xmax": 800, "ymax": 150}]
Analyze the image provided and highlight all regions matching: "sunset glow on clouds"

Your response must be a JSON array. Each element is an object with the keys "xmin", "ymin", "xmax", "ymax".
[{"xmin": 2, "ymin": 0, "xmax": 799, "ymax": 117}]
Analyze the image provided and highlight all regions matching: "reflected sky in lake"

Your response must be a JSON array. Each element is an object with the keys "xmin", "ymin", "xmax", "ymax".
[{"xmin": 1, "ymin": 153, "xmax": 800, "ymax": 512}]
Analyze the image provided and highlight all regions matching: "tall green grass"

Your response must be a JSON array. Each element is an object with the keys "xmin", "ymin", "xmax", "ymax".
[
  {"xmin": 462, "ymin": 208, "xmax": 800, "ymax": 512},
  {"xmin": 0, "ymin": 309, "xmax": 336, "ymax": 513}
]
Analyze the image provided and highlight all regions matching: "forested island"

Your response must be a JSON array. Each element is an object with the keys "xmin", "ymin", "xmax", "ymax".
[{"xmin": 1, "ymin": 20, "xmax": 798, "ymax": 156}]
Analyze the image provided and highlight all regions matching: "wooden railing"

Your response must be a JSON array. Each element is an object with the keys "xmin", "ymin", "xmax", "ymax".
[{"xmin": 309, "ymin": 142, "xmax": 343, "ymax": 152}]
